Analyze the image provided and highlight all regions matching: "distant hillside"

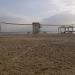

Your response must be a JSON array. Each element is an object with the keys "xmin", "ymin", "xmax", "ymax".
[
  {"xmin": 0, "ymin": 16, "xmax": 20, "ymax": 23},
  {"xmin": 0, "ymin": 16, "xmax": 32, "ymax": 32},
  {"xmin": 41, "ymin": 13, "xmax": 75, "ymax": 25}
]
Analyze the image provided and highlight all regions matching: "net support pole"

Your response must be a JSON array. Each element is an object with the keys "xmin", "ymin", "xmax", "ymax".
[{"xmin": 0, "ymin": 24, "xmax": 1, "ymax": 32}]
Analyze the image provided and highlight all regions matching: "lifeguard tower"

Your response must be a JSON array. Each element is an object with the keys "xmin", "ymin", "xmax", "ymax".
[{"xmin": 58, "ymin": 25, "xmax": 74, "ymax": 33}]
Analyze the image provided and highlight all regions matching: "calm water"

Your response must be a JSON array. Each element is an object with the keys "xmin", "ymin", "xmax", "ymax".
[{"xmin": 1, "ymin": 24, "xmax": 75, "ymax": 33}]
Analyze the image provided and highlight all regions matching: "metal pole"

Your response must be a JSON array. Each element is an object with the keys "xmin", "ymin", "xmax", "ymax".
[
  {"xmin": 72, "ymin": 27, "xmax": 73, "ymax": 33},
  {"xmin": 58, "ymin": 27, "xmax": 59, "ymax": 33},
  {"xmin": 0, "ymin": 24, "xmax": 1, "ymax": 32}
]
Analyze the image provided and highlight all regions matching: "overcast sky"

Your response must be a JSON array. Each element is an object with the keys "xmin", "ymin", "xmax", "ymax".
[{"xmin": 0, "ymin": 0, "xmax": 75, "ymax": 23}]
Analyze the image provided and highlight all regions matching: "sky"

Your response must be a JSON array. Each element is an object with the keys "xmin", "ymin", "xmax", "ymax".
[{"xmin": 0, "ymin": 0, "xmax": 75, "ymax": 23}]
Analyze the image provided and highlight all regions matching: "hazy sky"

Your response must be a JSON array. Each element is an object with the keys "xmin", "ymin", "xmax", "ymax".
[{"xmin": 0, "ymin": 0, "xmax": 75, "ymax": 23}]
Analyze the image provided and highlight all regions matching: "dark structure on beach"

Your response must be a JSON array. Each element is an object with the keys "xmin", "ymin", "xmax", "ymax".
[{"xmin": 32, "ymin": 22, "xmax": 41, "ymax": 34}]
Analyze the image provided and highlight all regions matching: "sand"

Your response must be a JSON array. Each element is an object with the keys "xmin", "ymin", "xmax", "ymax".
[{"xmin": 0, "ymin": 34, "xmax": 75, "ymax": 75}]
